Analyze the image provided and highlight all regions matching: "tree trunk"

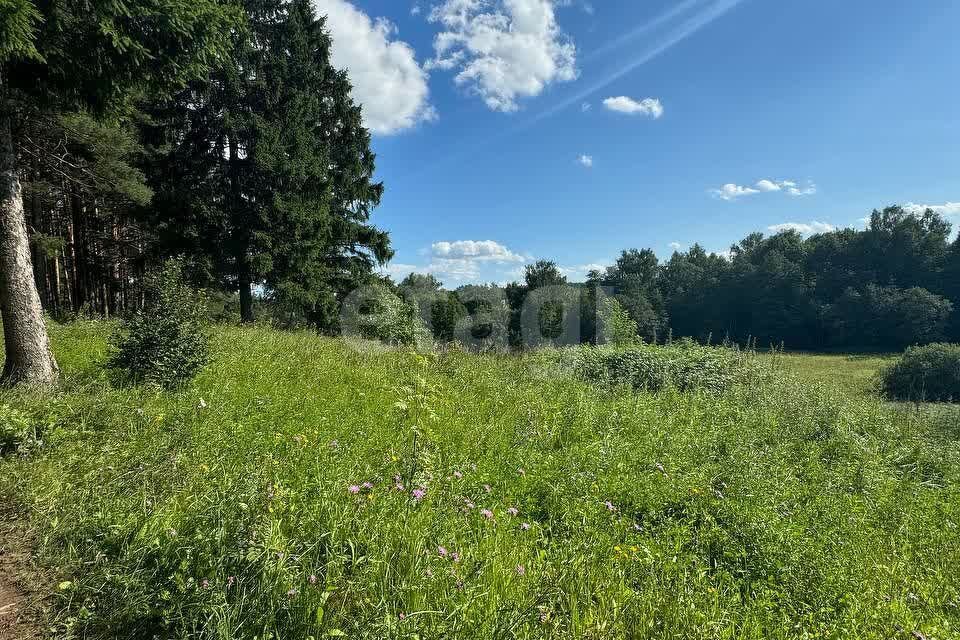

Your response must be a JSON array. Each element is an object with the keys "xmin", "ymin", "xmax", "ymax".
[
  {"xmin": 0, "ymin": 108, "xmax": 58, "ymax": 386},
  {"xmin": 238, "ymin": 255, "xmax": 253, "ymax": 323},
  {"xmin": 229, "ymin": 134, "xmax": 254, "ymax": 323}
]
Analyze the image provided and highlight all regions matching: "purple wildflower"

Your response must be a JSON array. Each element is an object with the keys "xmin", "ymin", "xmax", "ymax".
[
  {"xmin": 412, "ymin": 487, "xmax": 426, "ymax": 501},
  {"xmin": 362, "ymin": 481, "xmax": 374, "ymax": 490},
  {"xmin": 438, "ymin": 546, "xmax": 448, "ymax": 558},
  {"xmin": 481, "ymin": 508, "xmax": 494, "ymax": 520},
  {"xmin": 450, "ymin": 552, "xmax": 460, "ymax": 563},
  {"xmin": 348, "ymin": 485, "xmax": 361, "ymax": 494},
  {"xmin": 604, "ymin": 500, "xmax": 617, "ymax": 512}
]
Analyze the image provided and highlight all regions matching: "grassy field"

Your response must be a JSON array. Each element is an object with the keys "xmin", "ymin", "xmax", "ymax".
[
  {"xmin": 1, "ymin": 323, "xmax": 959, "ymax": 639},
  {"xmin": 775, "ymin": 353, "xmax": 895, "ymax": 396}
]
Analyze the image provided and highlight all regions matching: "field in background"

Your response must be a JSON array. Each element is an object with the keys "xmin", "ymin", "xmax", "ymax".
[
  {"xmin": 0, "ymin": 323, "xmax": 958, "ymax": 639},
  {"xmin": 776, "ymin": 352, "xmax": 894, "ymax": 396}
]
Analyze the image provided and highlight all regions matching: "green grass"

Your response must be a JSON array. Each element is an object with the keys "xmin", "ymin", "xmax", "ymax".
[
  {"xmin": 1, "ymin": 322, "xmax": 959, "ymax": 639},
  {"xmin": 774, "ymin": 352, "xmax": 895, "ymax": 396}
]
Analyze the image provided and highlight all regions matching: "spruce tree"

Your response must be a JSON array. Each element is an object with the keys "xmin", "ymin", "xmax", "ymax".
[
  {"xmin": 147, "ymin": 0, "xmax": 391, "ymax": 326},
  {"xmin": 0, "ymin": 0, "xmax": 239, "ymax": 385}
]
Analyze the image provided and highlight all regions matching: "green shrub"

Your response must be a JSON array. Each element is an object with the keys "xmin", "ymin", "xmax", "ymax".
[
  {"xmin": 566, "ymin": 342, "xmax": 744, "ymax": 394},
  {"xmin": 344, "ymin": 283, "xmax": 431, "ymax": 347},
  {"xmin": 0, "ymin": 404, "xmax": 35, "ymax": 455},
  {"xmin": 880, "ymin": 342, "xmax": 960, "ymax": 402},
  {"xmin": 107, "ymin": 260, "xmax": 210, "ymax": 388}
]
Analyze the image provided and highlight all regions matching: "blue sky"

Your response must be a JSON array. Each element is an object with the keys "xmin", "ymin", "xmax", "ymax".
[{"xmin": 314, "ymin": 0, "xmax": 960, "ymax": 285}]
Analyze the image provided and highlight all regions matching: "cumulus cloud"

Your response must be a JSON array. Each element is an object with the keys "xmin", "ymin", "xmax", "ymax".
[
  {"xmin": 431, "ymin": 240, "xmax": 526, "ymax": 262},
  {"xmin": 314, "ymin": 0, "xmax": 435, "ymax": 134},
  {"xmin": 903, "ymin": 202, "xmax": 960, "ymax": 217},
  {"xmin": 711, "ymin": 183, "xmax": 760, "ymax": 200},
  {"xmin": 577, "ymin": 154, "xmax": 593, "ymax": 168},
  {"xmin": 767, "ymin": 221, "xmax": 836, "ymax": 235},
  {"xmin": 425, "ymin": 0, "xmax": 578, "ymax": 112},
  {"xmin": 383, "ymin": 240, "xmax": 529, "ymax": 283},
  {"xmin": 669, "ymin": 242, "xmax": 683, "ymax": 251},
  {"xmin": 712, "ymin": 178, "xmax": 816, "ymax": 201},
  {"xmin": 602, "ymin": 96, "xmax": 664, "ymax": 118}
]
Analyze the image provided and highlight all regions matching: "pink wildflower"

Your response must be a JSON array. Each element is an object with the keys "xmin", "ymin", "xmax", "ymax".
[
  {"xmin": 399, "ymin": 612, "xmax": 406, "ymax": 621},
  {"xmin": 201, "ymin": 579, "xmax": 210, "ymax": 589},
  {"xmin": 453, "ymin": 470, "xmax": 463, "ymax": 479},
  {"xmin": 521, "ymin": 522, "xmax": 531, "ymax": 530},
  {"xmin": 450, "ymin": 552, "xmax": 460, "ymax": 563},
  {"xmin": 438, "ymin": 546, "xmax": 448, "ymax": 557},
  {"xmin": 604, "ymin": 500, "xmax": 617, "ymax": 512},
  {"xmin": 348, "ymin": 485, "xmax": 361, "ymax": 494},
  {"xmin": 507, "ymin": 507, "xmax": 519, "ymax": 517},
  {"xmin": 412, "ymin": 487, "xmax": 426, "ymax": 501},
  {"xmin": 362, "ymin": 481, "xmax": 373, "ymax": 490},
  {"xmin": 516, "ymin": 565, "xmax": 525, "ymax": 576},
  {"xmin": 481, "ymin": 508, "xmax": 494, "ymax": 520}
]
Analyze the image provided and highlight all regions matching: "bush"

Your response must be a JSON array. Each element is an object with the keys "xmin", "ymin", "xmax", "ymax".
[
  {"xmin": 0, "ymin": 404, "xmax": 35, "ymax": 456},
  {"xmin": 567, "ymin": 342, "xmax": 745, "ymax": 394},
  {"xmin": 343, "ymin": 283, "xmax": 431, "ymax": 347},
  {"xmin": 880, "ymin": 343, "xmax": 960, "ymax": 402},
  {"xmin": 108, "ymin": 260, "xmax": 210, "ymax": 388}
]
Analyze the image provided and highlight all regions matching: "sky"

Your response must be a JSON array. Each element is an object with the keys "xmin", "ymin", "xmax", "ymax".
[{"xmin": 312, "ymin": 0, "xmax": 960, "ymax": 286}]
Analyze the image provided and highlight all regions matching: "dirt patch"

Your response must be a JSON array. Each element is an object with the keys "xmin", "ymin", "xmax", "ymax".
[{"xmin": 0, "ymin": 508, "xmax": 44, "ymax": 640}]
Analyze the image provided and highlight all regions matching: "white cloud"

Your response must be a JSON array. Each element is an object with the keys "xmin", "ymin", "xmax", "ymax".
[
  {"xmin": 431, "ymin": 240, "xmax": 526, "ymax": 262},
  {"xmin": 577, "ymin": 154, "xmax": 593, "ymax": 168},
  {"xmin": 385, "ymin": 240, "xmax": 530, "ymax": 284},
  {"xmin": 411, "ymin": 3, "xmax": 422, "ymax": 16},
  {"xmin": 581, "ymin": 102, "xmax": 591, "ymax": 112},
  {"xmin": 314, "ymin": 0, "xmax": 435, "ymax": 134},
  {"xmin": 425, "ymin": 0, "xmax": 578, "ymax": 112},
  {"xmin": 712, "ymin": 178, "xmax": 816, "ymax": 201},
  {"xmin": 711, "ymin": 183, "xmax": 760, "ymax": 200},
  {"xmin": 767, "ymin": 221, "xmax": 836, "ymax": 235},
  {"xmin": 559, "ymin": 262, "xmax": 607, "ymax": 280},
  {"xmin": 602, "ymin": 96, "xmax": 663, "ymax": 118},
  {"xmin": 903, "ymin": 202, "xmax": 960, "ymax": 217},
  {"xmin": 669, "ymin": 242, "xmax": 683, "ymax": 251}
]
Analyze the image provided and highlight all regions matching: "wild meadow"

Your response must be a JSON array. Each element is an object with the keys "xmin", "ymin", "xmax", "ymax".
[{"xmin": 1, "ymin": 321, "xmax": 958, "ymax": 639}]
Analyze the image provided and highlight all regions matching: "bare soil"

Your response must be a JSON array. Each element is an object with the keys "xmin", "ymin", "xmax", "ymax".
[{"xmin": 0, "ymin": 508, "xmax": 43, "ymax": 640}]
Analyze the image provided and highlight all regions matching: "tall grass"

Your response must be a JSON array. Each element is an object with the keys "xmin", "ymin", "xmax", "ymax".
[{"xmin": 0, "ymin": 322, "xmax": 958, "ymax": 639}]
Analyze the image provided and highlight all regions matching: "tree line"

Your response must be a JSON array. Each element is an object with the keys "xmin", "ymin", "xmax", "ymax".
[
  {"xmin": 2, "ymin": 0, "xmax": 390, "ymax": 384},
  {"xmin": 392, "ymin": 206, "xmax": 960, "ymax": 352}
]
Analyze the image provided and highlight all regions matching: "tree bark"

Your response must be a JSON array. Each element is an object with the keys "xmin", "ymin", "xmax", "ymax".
[
  {"xmin": 0, "ymin": 107, "xmax": 58, "ymax": 386},
  {"xmin": 229, "ymin": 134, "xmax": 254, "ymax": 323}
]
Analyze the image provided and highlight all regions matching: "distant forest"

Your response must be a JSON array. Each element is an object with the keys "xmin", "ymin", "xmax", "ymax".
[{"xmin": 395, "ymin": 206, "xmax": 960, "ymax": 352}]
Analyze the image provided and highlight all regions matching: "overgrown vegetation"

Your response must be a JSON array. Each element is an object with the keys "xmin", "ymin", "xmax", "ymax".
[
  {"xmin": 881, "ymin": 343, "xmax": 960, "ymax": 402},
  {"xmin": 107, "ymin": 261, "xmax": 210, "ymax": 388},
  {"xmin": 1, "ymin": 323, "xmax": 957, "ymax": 639}
]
